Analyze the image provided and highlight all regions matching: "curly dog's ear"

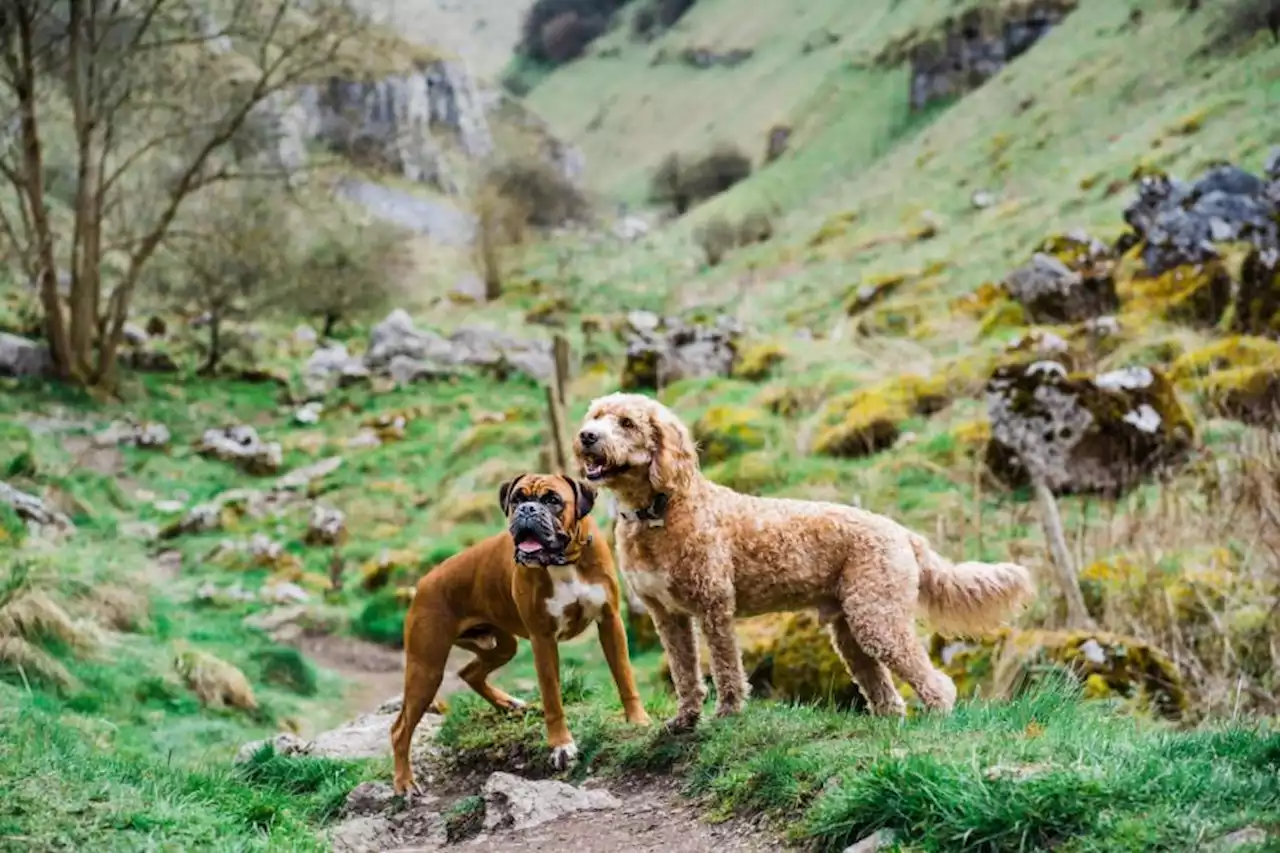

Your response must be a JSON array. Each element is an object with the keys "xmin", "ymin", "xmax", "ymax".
[
  {"xmin": 498, "ymin": 475, "xmax": 525, "ymax": 515},
  {"xmin": 562, "ymin": 475, "xmax": 597, "ymax": 520},
  {"xmin": 648, "ymin": 404, "xmax": 699, "ymax": 493}
]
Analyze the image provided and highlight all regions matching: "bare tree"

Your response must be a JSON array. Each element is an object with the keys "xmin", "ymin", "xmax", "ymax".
[
  {"xmin": 157, "ymin": 182, "xmax": 289, "ymax": 375},
  {"xmin": 291, "ymin": 207, "xmax": 410, "ymax": 339},
  {"xmin": 0, "ymin": 0, "xmax": 367, "ymax": 392}
]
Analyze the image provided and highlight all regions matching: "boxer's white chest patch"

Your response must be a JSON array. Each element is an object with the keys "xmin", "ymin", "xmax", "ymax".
[{"xmin": 545, "ymin": 566, "xmax": 607, "ymax": 636}]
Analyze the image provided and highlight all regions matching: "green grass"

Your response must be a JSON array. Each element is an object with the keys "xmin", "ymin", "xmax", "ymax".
[{"xmin": 437, "ymin": 658, "xmax": 1280, "ymax": 853}]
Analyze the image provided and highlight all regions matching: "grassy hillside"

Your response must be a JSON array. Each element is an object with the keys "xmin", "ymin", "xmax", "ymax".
[{"xmin": 4, "ymin": 0, "xmax": 1280, "ymax": 849}]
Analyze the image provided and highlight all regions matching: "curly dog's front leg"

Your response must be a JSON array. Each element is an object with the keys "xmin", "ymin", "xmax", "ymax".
[
  {"xmin": 645, "ymin": 596, "xmax": 706, "ymax": 732},
  {"xmin": 698, "ymin": 603, "xmax": 749, "ymax": 718}
]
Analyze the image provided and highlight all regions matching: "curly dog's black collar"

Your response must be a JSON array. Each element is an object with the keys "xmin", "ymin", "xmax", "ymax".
[{"xmin": 618, "ymin": 493, "xmax": 669, "ymax": 527}]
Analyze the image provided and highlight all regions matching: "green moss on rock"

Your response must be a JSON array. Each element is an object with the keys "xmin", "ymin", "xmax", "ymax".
[
  {"xmin": 692, "ymin": 406, "xmax": 770, "ymax": 465},
  {"xmin": 733, "ymin": 342, "xmax": 787, "ymax": 381}
]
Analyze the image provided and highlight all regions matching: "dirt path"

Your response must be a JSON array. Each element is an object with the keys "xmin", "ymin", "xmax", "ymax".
[
  {"xmin": 454, "ymin": 780, "xmax": 784, "ymax": 853},
  {"xmin": 298, "ymin": 633, "xmax": 469, "ymax": 719}
]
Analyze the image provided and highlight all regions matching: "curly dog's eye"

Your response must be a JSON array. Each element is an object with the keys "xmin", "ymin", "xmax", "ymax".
[{"xmin": 618, "ymin": 417, "xmax": 635, "ymax": 430}]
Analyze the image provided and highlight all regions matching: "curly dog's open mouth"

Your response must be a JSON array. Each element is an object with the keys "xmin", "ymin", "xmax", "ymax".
[{"xmin": 581, "ymin": 454, "xmax": 629, "ymax": 482}]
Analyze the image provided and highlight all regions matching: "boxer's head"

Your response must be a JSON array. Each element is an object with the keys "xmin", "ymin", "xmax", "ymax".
[{"xmin": 498, "ymin": 473, "xmax": 596, "ymax": 567}]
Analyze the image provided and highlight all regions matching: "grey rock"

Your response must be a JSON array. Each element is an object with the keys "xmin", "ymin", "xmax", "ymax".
[
  {"xmin": 275, "ymin": 456, "xmax": 343, "ymax": 492},
  {"xmin": 0, "ymin": 481, "xmax": 75, "ymax": 537},
  {"xmin": 0, "ymin": 333, "xmax": 52, "ymax": 378},
  {"xmin": 1003, "ymin": 249, "xmax": 1118, "ymax": 323},
  {"xmin": 481, "ymin": 772, "xmax": 620, "ymax": 833},
  {"xmin": 1209, "ymin": 826, "xmax": 1268, "ymax": 851},
  {"xmin": 309, "ymin": 705, "xmax": 443, "ymax": 761},
  {"xmin": 196, "ymin": 425, "xmax": 282, "ymax": 476},
  {"xmin": 305, "ymin": 504, "xmax": 347, "ymax": 546},
  {"xmin": 621, "ymin": 313, "xmax": 742, "ymax": 391},
  {"xmin": 843, "ymin": 829, "xmax": 897, "ymax": 853},
  {"xmin": 94, "ymin": 418, "xmax": 170, "ymax": 449},
  {"xmin": 234, "ymin": 732, "xmax": 311, "ymax": 765}
]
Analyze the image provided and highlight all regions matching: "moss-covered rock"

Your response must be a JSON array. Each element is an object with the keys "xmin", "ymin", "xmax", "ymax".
[
  {"xmin": 1120, "ymin": 258, "xmax": 1234, "ymax": 327},
  {"xmin": 1003, "ymin": 233, "xmax": 1120, "ymax": 323},
  {"xmin": 932, "ymin": 628, "xmax": 1187, "ymax": 720},
  {"xmin": 757, "ymin": 384, "xmax": 809, "ymax": 418},
  {"xmin": 360, "ymin": 549, "xmax": 422, "ymax": 592},
  {"xmin": 1198, "ymin": 366, "xmax": 1280, "ymax": 426},
  {"xmin": 1170, "ymin": 336, "xmax": 1280, "ymax": 383},
  {"xmin": 691, "ymin": 406, "xmax": 770, "ymax": 465},
  {"xmin": 978, "ymin": 299, "xmax": 1027, "ymax": 337},
  {"xmin": 844, "ymin": 272, "xmax": 908, "ymax": 316},
  {"xmin": 812, "ymin": 373, "xmax": 949, "ymax": 459},
  {"xmin": 951, "ymin": 282, "xmax": 1006, "ymax": 319},
  {"xmin": 1235, "ymin": 246, "xmax": 1280, "ymax": 336},
  {"xmin": 733, "ymin": 342, "xmax": 787, "ymax": 381},
  {"xmin": 705, "ymin": 449, "xmax": 788, "ymax": 493},
  {"xmin": 985, "ymin": 361, "xmax": 1195, "ymax": 495}
]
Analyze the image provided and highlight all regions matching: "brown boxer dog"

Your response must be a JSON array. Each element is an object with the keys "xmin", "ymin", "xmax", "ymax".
[{"xmin": 390, "ymin": 473, "xmax": 652, "ymax": 794}]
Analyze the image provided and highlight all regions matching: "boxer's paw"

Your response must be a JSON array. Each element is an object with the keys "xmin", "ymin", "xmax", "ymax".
[
  {"xmin": 625, "ymin": 706, "xmax": 653, "ymax": 726},
  {"xmin": 549, "ymin": 741, "xmax": 578, "ymax": 771}
]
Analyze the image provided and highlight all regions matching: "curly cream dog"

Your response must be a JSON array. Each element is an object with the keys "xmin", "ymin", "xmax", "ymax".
[{"xmin": 573, "ymin": 392, "xmax": 1034, "ymax": 730}]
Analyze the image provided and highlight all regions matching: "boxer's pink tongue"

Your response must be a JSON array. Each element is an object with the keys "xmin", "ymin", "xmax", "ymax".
[{"xmin": 517, "ymin": 540, "xmax": 543, "ymax": 553}]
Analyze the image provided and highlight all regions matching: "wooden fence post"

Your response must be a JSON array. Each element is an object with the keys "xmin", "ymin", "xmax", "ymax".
[{"xmin": 544, "ymin": 334, "xmax": 572, "ymax": 474}]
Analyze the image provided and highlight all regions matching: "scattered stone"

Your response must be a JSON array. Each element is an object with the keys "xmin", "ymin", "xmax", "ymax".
[
  {"xmin": 1003, "ymin": 241, "xmax": 1118, "ymax": 324},
  {"xmin": 122, "ymin": 323, "xmax": 149, "ymax": 346},
  {"xmin": 121, "ymin": 521, "xmax": 160, "ymax": 541},
  {"xmin": 362, "ymin": 310, "xmax": 551, "ymax": 385},
  {"xmin": 0, "ymin": 481, "xmax": 75, "ymax": 537},
  {"xmin": 120, "ymin": 347, "xmax": 179, "ymax": 373},
  {"xmin": 1123, "ymin": 163, "xmax": 1279, "ymax": 276},
  {"xmin": 346, "ymin": 429, "xmax": 383, "ymax": 450},
  {"xmin": 234, "ymin": 732, "xmax": 311, "ymax": 765},
  {"xmin": 159, "ymin": 502, "xmax": 220, "ymax": 540},
  {"xmin": 242, "ymin": 603, "xmax": 310, "ymax": 636},
  {"xmin": 0, "ymin": 332, "xmax": 52, "ymax": 378},
  {"xmin": 293, "ymin": 324, "xmax": 318, "ymax": 347},
  {"xmin": 1208, "ymin": 827, "xmax": 1268, "ymax": 852},
  {"xmin": 310, "ymin": 703, "xmax": 443, "ymax": 761},
  {"xmin": 843, "ymin": 829, "xmax": 897, "ymax": 853},
  {"xmin": 196, "ymin": 581, "xmax": 255, "ymax": 605},
  {"xmin": 196, "ymin": 425, "xmax": 283, "ymax": 476},
  {"xmin": 985, "ymin": 361, "xmax": 1194, "ymax": 496},
  {"xmin": 94, "ymin": 418, "xmax": 171, "ymax": 449},
  {"xmin": 481, "ymin": 772, "xmax": 620, "ymax": 834},
  {"xmin": 294, "ymin": 401, "xmax": 323, "ymax": 425},
  {"xmin": 620, "ymin": 312, "xmax": 742, "ymax": 391},
  {"xmin": 258, "ymin": 581, "xmax": 309, "ymax": 606},
  {"xmin": 364, "ymin": 309, "xmax": 454, "ymax": 372},
  {"xmin": 971, "ymin": 189, "xmax": 996, "ymax": 209},
  {"xmin": 304, "ymin": 342, "xmax": 371, "ymax": 397},
  {"xmin": 679, "ymin": 46, "xmax": 754, "ymax": 69},
  {"xmin": 341, "ymin": 781, "xmax": 399, "ymax": 818},
  {"xmin": 275, "ymin": 456, "xmax": 343, "ymax": 492},
  {"xmin": 305, "ymin": 504, "xmax": 347, "ymax": 546}
]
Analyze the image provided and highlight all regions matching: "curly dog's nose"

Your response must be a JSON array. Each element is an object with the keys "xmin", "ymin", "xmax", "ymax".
[{"xmin": 578, "ymin": 429, "xmax": 599, "ymax": 447}]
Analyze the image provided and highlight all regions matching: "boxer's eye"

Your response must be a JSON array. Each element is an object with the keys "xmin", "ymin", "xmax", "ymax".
[
  {"xmin": 542, "ymin": 493, "xmax": 562, "ymax": 506},
  {"xmin": 618, "ymin": 417, "xmax": 635, "ymax": 430}
]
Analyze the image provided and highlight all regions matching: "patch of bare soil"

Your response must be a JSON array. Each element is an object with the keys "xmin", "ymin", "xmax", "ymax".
[
  {"xmin": 452, "ymin": 779, "xmax": 785, "ymax": 853},
  {"xmin": 298, "ymin": 633, "xmax": 470, "ymax": 717}
]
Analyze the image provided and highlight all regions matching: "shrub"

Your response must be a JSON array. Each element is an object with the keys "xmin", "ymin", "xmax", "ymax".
[
  {"xmin": 354, "ymin": 589, "xmax": 407, "ymax": 648},
  {"xmin": 648, "ymin": 143, "xmax": 753, "ymax": 215},
  {"xmin": 483, "ymin": 159, "xmax": 590, "ymax": 228},
  {"xmin": 631, "ymin": 5, "xmax": 657, "ymax": 40},
  {"xmin": 654, "ymin": 0, "xmax": 697, "ymax": 27},
  {"xmin": 737, "ymin": 209, "xmax": 775, "ymax": 245},
  {"xmin": 518, "ymin": 0, "xmax": 634, "ymax": 66},
  {"xmin": 695, "ymin": 217, "xmax": 737, "ymax": 266}
]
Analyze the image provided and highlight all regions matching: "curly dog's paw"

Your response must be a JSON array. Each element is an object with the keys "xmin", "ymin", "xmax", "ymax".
[
  {"xmin": 549, "ymin": 741, "xmax": 578, "ymax": 770},
  {"xmin": 663, "ymin": 709, "xmax": 701, "ymax": 733}
]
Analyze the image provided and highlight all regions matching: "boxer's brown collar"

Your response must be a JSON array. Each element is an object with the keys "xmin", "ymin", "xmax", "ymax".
[{"xmin": 618, "ymin": 493, "xmax": 668, "ymax": 528}]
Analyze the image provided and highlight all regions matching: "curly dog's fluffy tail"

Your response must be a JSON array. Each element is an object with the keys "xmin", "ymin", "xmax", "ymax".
[{"xmin": 910, "ymin": 534, "xmax": 1034, "ymax": 635}]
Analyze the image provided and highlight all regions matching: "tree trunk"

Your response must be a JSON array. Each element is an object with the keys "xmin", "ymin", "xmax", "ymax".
[
  {"xmin": 1030, "ymin": 472, "xmax": 1095, "ymax": 630},
  {"xmin": 200, "ymin": 313, "xmax": 222, "ymax": 376},
  {"xmin": 322, "ymin": 312, "xmax": 338, "ymax": 339}
]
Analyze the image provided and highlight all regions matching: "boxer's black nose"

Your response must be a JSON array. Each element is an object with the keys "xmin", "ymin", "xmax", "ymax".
[{"xmin": 578, "ymin": 429, "xmax": 599, "ymax": 447}]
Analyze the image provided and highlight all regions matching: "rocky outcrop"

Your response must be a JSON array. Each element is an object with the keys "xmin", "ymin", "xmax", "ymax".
[
  {"xmin": 1123, "ymin": 163, "xmax": 1279, "ymax": 277},
  {"xmin": 0, "ymin": 332, "xmax": 51, "ymax": 378},
  {"xmin": 195, "ymin": 425, "xmax": 283, "ymax": 476},
  {"xmin": 305, "ymin": 505, "xmax": 348, "ymax": 547},
  {"xmin": 237, "ymin": 695, "xmax": 444, "ymax": 764},
  {"xmin": 1003, "ymin": 232, "xmax": 1119, "ymax": 323},
  {"xmin": 883, "ymin": 1, "xmax": 1079, "ymax": 112},
  {"xmin": 933, "ymin": 628, "xmax": 1187, "ymax": 720},
  {"xmin": 985, "ymin": 361, "xmax": 1195, "ymax": 496},
  {"xmin": 482, "ymin": 772, "xmax": 620, "ymax": 832},
  {"xmin": 93, "ymin": 418, "xmax": 171, "ymax": 450},
  {"xmin": 250, "ymin": 59, "xmax": 493, "ymax": 194},
  {"xmin": 619, "ymin": 311, "xmax": 742, "ymax": 391},
  {"xmin": 0, "ymin": 481, "xmax": 75, "ymax": 538}
]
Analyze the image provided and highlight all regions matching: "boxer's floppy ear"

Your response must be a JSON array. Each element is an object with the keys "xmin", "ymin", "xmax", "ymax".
[
  {"xmin": 498, "ymin": 475, "xmax": 525, "ymax": 515},
  {"xmin": 563, "ymin": 475, "xmax": 597, "ymax": 520}
]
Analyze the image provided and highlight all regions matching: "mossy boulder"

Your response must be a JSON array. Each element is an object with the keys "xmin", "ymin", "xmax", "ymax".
[
  {"xmin": 1170, "ymin": 336, "xmax": 1280, "ymax": 383},
  {"xmin": 733, "ymin": 342, "xmax": 787, "ymax": 381},
  {"xmin": 360, "ymin": 549, "xmax": 422, "ymax": 592},
  {"xmin": 1235, "ymin": 246, "xmax": 1280, "ymax": 336},
  {"xmin": 1199, "ymin": 366, "xmax": 1280, "ymax": 426},
  {"xmin": 985, "ymin": 361, "xmax": 1195, "ymax": 495},
  {"xmin": 844, "ymin": 272, "xmax": 908, "ymax": 316},
  {"xmin": 757, "ymin": 384, "xmax": 809, "ymax": 418},
  {"xmin": 812, "ymin": 374, "xmax": 949, "ymax": 459},
  {"xmin": 1003, "ymin": 233, "xmax": 1120, "ymax": 323},
  {"xmin": 932, "ymin": 628, "xmax": 1187, "ymax": 720},
  {"xmin": 1120, "ymin": 257, "xmax": 1234, "ymax": 327},
  {"xmin": 621, "ymin": 313, "xmax": 742, "ymax": 391},
  {"xmin": 691, "ymin": 406, "xmax": 770, "ymax": 465},
  {"xmin": 705, "ymin": 450, "xmax": 788, "ymax": 493},
  {"xmin": 978, "ymin": 299, "xmax": 1027, "ymax": 337}
]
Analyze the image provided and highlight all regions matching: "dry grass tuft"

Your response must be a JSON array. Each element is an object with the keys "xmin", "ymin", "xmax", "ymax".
[
  {"xmin": 0, "ymin": 565, "xmax": 101, "ymax": 689},
  {"xmin": 174, "ymin": 647, "xmax": 259, "ymax": 711}
]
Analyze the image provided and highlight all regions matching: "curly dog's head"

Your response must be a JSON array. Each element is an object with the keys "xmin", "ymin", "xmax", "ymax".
[{"xmin": 574, "ymin": 393, "xmax": 699, "ymax": 499}]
